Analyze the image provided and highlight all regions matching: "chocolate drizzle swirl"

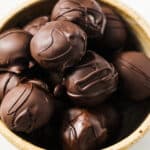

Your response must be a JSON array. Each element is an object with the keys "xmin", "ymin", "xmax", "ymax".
[
  {"xmin": 31, "ymin": 21, "xmax": 87, "ymax": 72},
  {"xmin": 65, "ymin": 51, "xmax": 118, "ymax": 106},
  {"xmin": 51, "ymin": 0, "xmax": 106, "ymax": 38},
  {"xmin": 0, "ymin": 82, "xmax": 54, "ymax": 133},
  {"xmin": 62, "ymin": 107, "xmax": 118, "ymax": 150}
]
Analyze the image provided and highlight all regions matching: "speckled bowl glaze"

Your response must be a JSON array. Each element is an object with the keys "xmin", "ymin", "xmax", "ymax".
[{"xmin": 0, "ymin": 0, "xmax": 150, "ymax": 150}]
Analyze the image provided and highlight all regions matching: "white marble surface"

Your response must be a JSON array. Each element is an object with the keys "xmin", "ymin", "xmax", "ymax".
[{"xmin": 0, "ymin": 0, "xmax": 150, "ymax": 150}]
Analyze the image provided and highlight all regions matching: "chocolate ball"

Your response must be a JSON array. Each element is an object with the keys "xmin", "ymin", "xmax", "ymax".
[
  {"xmin": 24, "ymin": 16, "xmax": 50, "ymax": 35},
  {"xmin": 100, "ymin": 5, "xmax": 127, "ymax": 50},
  {"xmin": 51, "ymin": 0, "xmax": 106, "ymax": 38},
  {"xmin": 114, "ymin": 51, "xmax": 150, "ymax": 101},
  {"xmin": 65, "ymin": 51, "xmax": 118, "ymax": 106},
  {"xmin": 62, "ymin": 105, "xmax": 119, "ymax": 150},
  {"xmin": 0, "ymin": 73, "xmax": 20, "ymax": 103},
  {"xmin": 0, "ymin": 29, "xmax": 32, "ymax": 74},
  {"xmin": 0, "ymin": 81, "xmax": 54, "ymax": 133},
  {"xmin": 30, "ymin": 21, "xmax": 87, "ymax": 72}
]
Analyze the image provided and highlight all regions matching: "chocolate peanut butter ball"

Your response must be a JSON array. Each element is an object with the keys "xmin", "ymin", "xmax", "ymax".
[
  {"xmin": 100, "ymin": 5, "xmax": 127, "ymax": 51},
  {"xmin": 114, "ymin": 51, "xmax": 150, "ymax": 101},
  {"xmin": 0, "ymin": 29, "xmax": 33, "ymax": 74},
  {"xmin": 62, "ymin": 105, "xmax": 119, "ymax": 150},
  {"xmin": 51, "ymin": 0, "xmax": 106, "ymax": 38},
  {"xmin": 0, "ymin": 81, "xmax": 54, "ymax": 133},
  {"xmin": 65, "ymin": 51, "xmax": 118, "ymax": 106},
  {"xmin": 0, "ymin": 73, "xmax": 20, "ymax": 103},
  {"xmin": 30, "ymin": 21, "xmax": 87, "ymax": 72},
  {"xmin": 24, "ymin": 16, "xmax": 50, "ymax": 35}
]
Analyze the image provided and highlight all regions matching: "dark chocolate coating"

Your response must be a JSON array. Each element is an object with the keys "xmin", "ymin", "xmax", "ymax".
[
  {"xmin": 48, "ymin": 71, "xmax": 64, "ymax": 87},
  {"xmin": 51, "ymin": 0, "xmax": 106, "ymax": 38},
  {"xmin": 0, "ymin": 29, "xmax": 32, "ymax": 74},
  {"xmin": 100, "ymin": 5, "xmax": 127, "ymax": 50},
  {"xmin": 65, "ymin": 51, "xmax": 118, "ymax": 106},
  {"xmin": 62, "ymin": 105, "xmax": 119, "ymax": 150},
  {"xmin": 24, "ymin": 16, "xmax": 50, "ymax": 35},
  {"xmin": 48, "ymin": 71, "xmax": 66, "ymax": 97},
  {"xmin": 0, "ymin": 73, "xmax": 20, "ymax": 103},
  {"xmin": 113, "ymin": 51, "xmax": 150, "ymax": 101},
  {"xmin": 30, "ymin": 21, "xmax": 87, "ymax": 72},
  {"xmin": 26, "ymin": 79, "xmax": 49, "ymax": 92},
  {"xmin": 0, "ymin": 82, "xmax": 54, "ymax": 133}
]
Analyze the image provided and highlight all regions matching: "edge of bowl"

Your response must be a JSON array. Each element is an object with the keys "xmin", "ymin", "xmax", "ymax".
[{"xmin": 0, "ymin": 0, "xmax": 150, "ymax": 150}]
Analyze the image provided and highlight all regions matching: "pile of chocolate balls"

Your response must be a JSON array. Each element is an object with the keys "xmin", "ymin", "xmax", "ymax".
[{"xmin": 0, "ymin": 0, "xmax": 150, "ymax": 149}]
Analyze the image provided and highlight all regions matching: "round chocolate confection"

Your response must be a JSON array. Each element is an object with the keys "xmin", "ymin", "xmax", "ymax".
[
  {"xmin": 30, "ymin": 21, "xmax": 87, "ymax": 72},
  {"xmin": 24, "ymin": 16, "xmax": 50, "ymax": 35},
  {"xmin": 0, "ymin": 29, "xmax": 32, "ymax": 74},
  {"xmin": 114, "ymin": 51, "xmax": 150, "ymax": 101},
  {"xmin": 0, "ymin": 81, "xmax": 54, "ymax": 133},
  {"xmin": 51, "ymin": 0, "xmax": 106, "ymax": 38},
  {"xmin": 65, "ymin": 51, "xmax": 118, "ymax": 106},
  {"xmin": 0, "ymin": 73, "xmax": 20, "ymax": 103},
  {"xmin": 62, "ymin": 105, "xmax": 119, "ymax": 150},
  {"xmin": 99, "ymin": 5, "xmax": 127, "ymax": 51}
]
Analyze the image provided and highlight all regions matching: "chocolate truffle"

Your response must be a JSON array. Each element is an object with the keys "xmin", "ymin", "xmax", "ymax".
[
  {"xmin": 0, "ymin": 82, "xmax": 54, "ymax": 133},
  {"xmin": 51, "ymin": 0, "xmax": 106, "ymax": 38},
  {"xmin": 100, "ymin": 5, "xmax": 127, "ymax": 50},
  {"xmin": 30, "ymin": 21, "xmax": 87, "ymax": 72},
  {"xmin": 24, "ymin": 16, "xmax": 50, "ymax": 35},
  {"xmin": 62, "ymin": 105, "xmax": 119, "ymax": 150},
  {"xmin": 0, "ymin": 29, "xmax": 32, "ymax": 74},
  {"xmin": 0, "ymin": 73, "xmax": 20, "ymax": 103},
  {"xmin": 65, "ymin": 51, "xmax": 118, "ymax": 106},
  {"xmin": 114, "ymin": 51, "xmax": 150, "ymax": 101}
]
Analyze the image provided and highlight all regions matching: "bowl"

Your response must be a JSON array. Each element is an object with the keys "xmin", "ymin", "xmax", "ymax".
[{"xmin": 0, "ymin": 0, "xmax": 150, "ymax": 150}]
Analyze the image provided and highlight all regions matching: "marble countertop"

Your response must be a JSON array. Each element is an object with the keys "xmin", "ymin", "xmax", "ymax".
[{"xmin": 0, "ymin": 0, "xmax": 150, "ymax": 149}]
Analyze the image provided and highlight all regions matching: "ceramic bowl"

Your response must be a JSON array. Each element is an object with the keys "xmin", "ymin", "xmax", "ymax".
[{"xmin": 0, "ymin": 0, "xmax": 150, "ymax": 149}]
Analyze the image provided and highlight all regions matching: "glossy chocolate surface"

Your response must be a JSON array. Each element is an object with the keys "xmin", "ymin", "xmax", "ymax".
[
  {"xmin": 0, "ymin": 81, "xmax": 54, "ymax": 133},
  {"xmin": 27, "ymin": 79, "xmax": 49, "ymax": 91},
  {"xmin": 100, "ymin": 5, "xmax": 127, "ymax": 50},
  {"xmin": 0, "ymin": 29, "xmax": 32, "ymax": 74},
  {"xmin": 30, "ymin": 21, "xmax": 87, "ymax": 72},
  {"xmin": 51, "ymin": 0, "xmax": 106, "ymax": 38},
  {"xmin": 65, "ymin": 51, "xmax": 118, "ymax": 106},
  {"xmin": 24, "ymin": 16, "xmax": 50, "ymax": 35},
  {"xmin": 0, "ymin": 73, "xmax": 20, "ymax": 103},
  {"xmin": 114, "ymin": 51, "xmax": 150, "ymax": 101},
  {"xmin": 62, "ymin": 105, "xmax": 119, "ymax": 150}
]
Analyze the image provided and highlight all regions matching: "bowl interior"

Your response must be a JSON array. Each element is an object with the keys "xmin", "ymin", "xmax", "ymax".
[{"xmin": 0, "ymin": 0, "xmax": 150, "ymax": 150}]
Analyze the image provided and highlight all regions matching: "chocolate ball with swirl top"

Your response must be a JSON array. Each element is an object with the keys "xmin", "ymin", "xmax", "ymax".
[
  {"xmin": 62, "ymin": 105, "xmax": 119, "ymax": 150},
  {"xmin": 0, "ymin": 29, "xmax": 33, "ymax": 74},
  {"xmin": 0, "ymin": 81, "xmax": 54, "ymax": 133},
  {"xmin": 113, "ymin": 51, "xmax": 150, "ymax": 101},
  {"xmin": 65, "ymin": 51, "xmax": 118, "ymax": 106},
  {"xmin": 23, "ymin": 16, "xmax": 50, "ymax": 35},
  {"xmin": 51, "ymin": 0, "xmax": 106, "ymax": 38},
  {"xmin": 0, "ymin": 73, "xmax": 20, "ymax": 103},
  {"xmin": 30, "ymin": 21, "xmax": 87, "ymax": 72}
]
